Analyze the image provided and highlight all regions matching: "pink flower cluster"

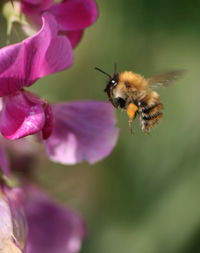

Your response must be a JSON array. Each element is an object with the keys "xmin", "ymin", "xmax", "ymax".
[{"xmin": 0, "ymin": 1, "xmax": 119, "ymax": 253}]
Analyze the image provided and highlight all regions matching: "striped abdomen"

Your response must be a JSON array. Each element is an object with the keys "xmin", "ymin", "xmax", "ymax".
[{"xmin": 138, "ymin": 91, "xmax": 163, "ymax": 133}]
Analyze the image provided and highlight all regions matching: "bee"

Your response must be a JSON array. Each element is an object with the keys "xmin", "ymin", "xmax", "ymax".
[{"xmin": 95, "ymin": 65, "xmax": 184, "ymax": 134}]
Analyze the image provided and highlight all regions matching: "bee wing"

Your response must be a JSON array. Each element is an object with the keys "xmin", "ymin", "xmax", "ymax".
[{"xmin": 147, "ymin": 70, "xmax": 185, "ymax": 88}]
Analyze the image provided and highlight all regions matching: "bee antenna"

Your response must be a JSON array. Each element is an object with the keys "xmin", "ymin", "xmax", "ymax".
[
  {"xmin": 114, "ymin": 63, "xmax": 117, "ymax": 74},
  {"xmin": 94, "ymin": 67, "xmax": 111, "ymax": 78}
]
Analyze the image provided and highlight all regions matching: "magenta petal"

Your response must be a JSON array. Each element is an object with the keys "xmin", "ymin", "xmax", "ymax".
[
  {"xmin": 0, "ymin": 91, "xmax": 45, "ymax": 140},
  {"xmin": 24, "ymin": 185, "xmax": 86, "ymax": 253},
  {"xmin": 66, "ymin": 30, "xmax": 84, "ymax": 48},
  {"xmin": 41, "ymin": 103, "xmax": 53, "ymax": 140},
  {"xmin": 49, "ymin": 0, "xmax": 98, "ymax": 31},
  {"xmin": 43, "ymin": 101, "xmax": 119, "ymax": 164},
  {"xmin": 0, "ymin": 138, "xmax": 10, "ymax": 176},
  {"xmin": 21, "ymin": 0, "xmax": 53, "ymax": 15},
  {"xmin": 0, "ymin": 13, "xmax": 73, "ymax": 97},
  {"xmin": 21, "ymin": 0, "xmax": 42, "ymax": 17},
  {"xmin": 22, "ymin": 0, "xmax": 42, "ymax": 3}
]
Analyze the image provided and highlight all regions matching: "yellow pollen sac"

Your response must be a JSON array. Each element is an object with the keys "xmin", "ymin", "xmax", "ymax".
[{"xmin": 126, "ymin": 103, "xmax": 138, "ymax": 120}]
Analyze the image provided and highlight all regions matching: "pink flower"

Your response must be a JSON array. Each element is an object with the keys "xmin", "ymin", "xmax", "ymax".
[
  {"xmin": 20, "ymin": 0, "xmax": 98, "ymax": 47},
  {"xmin": 0, "ymin": 13, "xmax": 73, "ymax": 140},
  {"xmin": 0, "ymin": 93, "xmax": 119, "ymax": 164},
  {"xmin": 0, "ymin": 97, "xmax": 119, "ymax": 164},
  {"xmin": 43, "ymin": 101, "xmax": 119, "ymax": 164},
  {"xmin": 0, "ymin": 185, "xmax": 26, "ymax": 253},
  {"xmin": 23, "ymin": 184, "xmax": 86, "ymax": 253}
]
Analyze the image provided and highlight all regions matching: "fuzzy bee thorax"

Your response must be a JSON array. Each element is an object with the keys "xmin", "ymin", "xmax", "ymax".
[{"xmin": 118, "ymin": 71, "xmax": 148, "ymax": 90}]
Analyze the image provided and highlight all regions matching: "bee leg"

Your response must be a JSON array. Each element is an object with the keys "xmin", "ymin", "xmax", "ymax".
[
  {"xmin": 126, "ymin": 103, "xmax": 138, "ymax": 134},
  {"xmin": 143, "ymin": 128, "xmax": 151, "ymax": 136},
  {"xmin": 128, "ymin": 118, "xmax": 134, "ymax": 135}
]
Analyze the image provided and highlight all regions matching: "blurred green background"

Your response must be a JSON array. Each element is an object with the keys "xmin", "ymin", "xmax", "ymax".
[{"xmin": 2, "ymin": 0, "xmax": 200, "ymax": 252}]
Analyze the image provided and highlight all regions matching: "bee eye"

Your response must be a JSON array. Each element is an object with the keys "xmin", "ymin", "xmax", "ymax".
[{"xmin": 111, "ymin": 79, "xmax": 117, "ymax": 87}]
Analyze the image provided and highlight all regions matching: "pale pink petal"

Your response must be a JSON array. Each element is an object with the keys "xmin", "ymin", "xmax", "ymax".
[
  {"xmin": 0, "ymin": 186, "xmax": 26, "ymax": 253},
  {"xmin": 43, "ymin": 101, "xmax": 119, "ymax": 164},
  {"xmin": 24, "ymin": 185, "xmax": 86, "ymax": 253},
  {"xmin": 0, "ymin": 13, "xmax": 73, "ymax": 97},
  {"xmin": 0, "ymin": 187, "xmax": 13, "ymax": 249},
  {"xmin": 3, "ymin": 187, "xmax": 26, "ymax": 251},
  {"xmin": 0, "ymin": 138, "xmax": 10, "ymax": 176},
  {"xmin": 49, "ymin": 0, "xmax": 98, "ymax": 31},
  {"xmin": 0, "ymin": 91, "xmax": 45, "ymax": 140},
  {"xmin": 66, "ymin": 30, "xmax": 84, "ymax": 48}
]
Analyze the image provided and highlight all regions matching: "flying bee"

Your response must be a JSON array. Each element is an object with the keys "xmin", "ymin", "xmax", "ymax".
[{"xmin": 95, "ymin": 65, "xmax": 184, "ymax": 134}]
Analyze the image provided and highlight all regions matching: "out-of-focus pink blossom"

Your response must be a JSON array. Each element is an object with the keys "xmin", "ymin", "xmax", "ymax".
[
  {"xmin": 0, "ymin": 182, "xmax": 86, "ymax": 253},
  {"xmin": 23, "ymin": 185, "xmax": 86, "ymax": 253},
  {"xmin": 20, "ymin": 0, "xmax": 98, "ymax": 47},
  {"xmin": 43, "ymin": 101, "xmax": 119, "ymax": 164},
  {"xmin": 0, "ymin": 185, "xmax": 26, "ymax": 253}
]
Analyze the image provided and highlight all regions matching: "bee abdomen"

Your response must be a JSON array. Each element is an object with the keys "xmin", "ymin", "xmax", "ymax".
[
  {"xmin": 142, "ymin": 111, "xmax": 162, "ymax": 120},
  {"xmin": 141, "ymin": 102, "xmax": 163, "ymax": 115},
  {"xmin": 139, "ymin": 102, "xmax": 163, "ymax": 133}
]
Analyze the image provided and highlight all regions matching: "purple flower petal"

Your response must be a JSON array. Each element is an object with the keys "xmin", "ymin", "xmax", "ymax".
[
  {"xmin": 43, "ymin": 101, "xmax": 119, "ymax": 164},
  {"xmin": 49, "ymin": 0, "xmax": 98, "ymax": 31},
  {"xmin": 0, "ymin": 91, "xmax": 45, "ymax": 140},
  {"xmin": 66, "ymin": 30, "xmax": 84, "ymax": 48},
  {"xmin": 24, "ymin": 185, "xmax": 86, "ymax": 253},
  {"xmin": 0, "ymin": 138, "xmax": 10, "ymax": 176},
  {"xmin": 0, "ymin": 13, "xmax": 73, "ymax": 97},
  {"xmin": 0, "ymin": 186, "xmax": 26, "ymax": 253}
]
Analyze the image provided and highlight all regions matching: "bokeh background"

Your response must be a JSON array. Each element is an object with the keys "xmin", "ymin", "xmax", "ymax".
[{"xmin": 1, "ymin": 0, "xmax": 200, "ymax": 252}]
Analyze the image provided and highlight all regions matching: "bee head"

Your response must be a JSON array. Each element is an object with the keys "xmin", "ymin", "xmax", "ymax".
[
  {"xmin": 94, "ymin": 63, "xmax": 119, "ymax": 93},
  {"xmin": 104, "ymin": 73, "xmax": 119, "ymax": 93},
  {"xmin": 95, "ymin": 64, "xmax": 123, "ymax": 107}
]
